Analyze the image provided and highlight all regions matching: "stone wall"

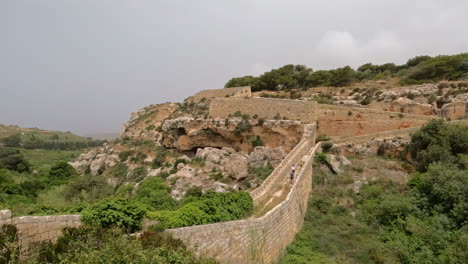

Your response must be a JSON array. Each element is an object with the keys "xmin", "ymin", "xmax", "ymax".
[
  {"xmin": 189, "ymin": 86, "xmax": 252, "ymax": 102},
  {"xmin": 441, "ymin": 101, "xmax": 468, "ymax": 120},
  {"xmin": 0, "ymin": 210, "xmax": 81, "ymax": 248},
  {"xmin": 250, "ymin": 134, "xmax": 315, "ymax": 206},
  {"xmin": 167, "ymin": 142, "xmax": 320, "ymax": 264},
  {"xmin": 209, "ymin": 98, "xmax": 317, "ymax": 123},
  {"xmin": 317, "ymin": 104, "xmax": 434, "ymax": 138}
]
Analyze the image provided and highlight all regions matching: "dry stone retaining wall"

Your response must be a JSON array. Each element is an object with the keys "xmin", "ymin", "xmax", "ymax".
[
  {"xmin": 209, "ymin": 97, "xmax": 317, "ymax": 123},
  {"xmin": 189, "ymin": 86, "xmax": 252, "ymax": 102},
  {"xmin": 0, "ymin": 210, "xmax": 81, "ymax": 248},
  {"xmin": 318, "ymin": 104, "xmax": 434, "ymax": 138}
]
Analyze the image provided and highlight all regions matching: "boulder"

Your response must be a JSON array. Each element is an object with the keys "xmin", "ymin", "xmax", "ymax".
[
  {"xmin": 221, "ymin": 153, "xmax": 248, "ymax": 180},
  {"xmin": 326, "ymin": 154, "xmax": 351, "ymax": 174}
]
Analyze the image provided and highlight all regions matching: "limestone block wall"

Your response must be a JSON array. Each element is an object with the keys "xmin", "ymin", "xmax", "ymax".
[
  {"xmin": 189, "ymin": 86, "xmax": 252, "ymax": 102},
  {"xmin": 318, "ymin": 104, "xmax": 434, "ymax": 138},
  {"xmin": 209, "ymin": 98, "xmax": 318, "ymax": 123},
  {"xmin": 167, "ymin": 143, "xmax": 320, "ymax": 264},
  {"xmin": 0, "ymin": 210, "xmax": 81, "ymax": 248},
  {"xmin": 441, "ymin": 101, "xmax": 468, "ymax": 120},
  {"xmin": 250, "ymin": 133, "xmax": 315, "ymax": 206}
]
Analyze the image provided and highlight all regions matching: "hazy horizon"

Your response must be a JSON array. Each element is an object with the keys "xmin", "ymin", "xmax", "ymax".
[{"xmin": 2, "ymin": 0, "xmax": 467, "ymax": 134}]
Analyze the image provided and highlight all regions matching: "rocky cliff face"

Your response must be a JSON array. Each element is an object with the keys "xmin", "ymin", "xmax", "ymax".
[{"xmin": 161, "ymin": 117, "xmax": 304, "ymax": 152}]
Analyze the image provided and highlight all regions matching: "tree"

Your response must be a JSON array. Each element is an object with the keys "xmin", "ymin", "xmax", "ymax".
[
  {"xmin": 81, "ymin": 198, "xmax": 146, "ymax": 232},
  {"xmin": 406, "ymin": 55, "xmax": 431, "ymax": 67},
  {"xmin": 329, "ymin": 66, "xmax": 355, "ymax": 87},
  {"xmin": 1, "ymin": 134, "xmax": 21, "ymax": 148},
  {"xmin": 0, "ymin": 148, "xmax": 30, "ymax": 173},
  {"xmin": 48, "ymin": 161, "xmax": 78, "ymax": 185}
]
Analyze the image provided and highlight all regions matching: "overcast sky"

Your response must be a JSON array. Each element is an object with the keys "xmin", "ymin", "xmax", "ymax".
[{"xmin": 1, "ymin": 0, "xmax": 467, "ymax": 135}]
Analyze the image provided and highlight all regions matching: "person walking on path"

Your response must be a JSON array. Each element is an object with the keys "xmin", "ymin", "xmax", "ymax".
[
  {"xmin": 291, "ymin": 164, "xmax": 296, "ymax": 174},
  {"xmin": 290, "ymin": 170, "xmax": 295, "ymax": 184}
]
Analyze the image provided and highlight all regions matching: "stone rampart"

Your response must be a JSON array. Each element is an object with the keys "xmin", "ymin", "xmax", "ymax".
[
  {"xmin": 209, "ymin": 98, "xmax": 317, "ymax": 123},
  {"xmin": 249, "ymin": 135, "xmax": 314, "ymax": 206},
  {"xmin": 167, "ymin": 142, "xmax": 320, "ymax": 264},
  {"xmin": 0, "ymin": 210, "xmax": 81, "ymax": 248},
  {"xmin": 189, "ymin": 86, "xmax": 252, "ymax": 102},
  {"xmin": 318, "ymin": 104, "xmax": 434, "ymax": 138}
]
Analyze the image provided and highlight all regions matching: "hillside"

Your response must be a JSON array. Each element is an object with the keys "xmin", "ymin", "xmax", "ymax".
[
  {"xmin": 0, "ymin": 124, "xmax": 106, "ymax": 150},
  {"xmin": 1, "ymin": 53, "xmax": 467, "ymax": 263}
]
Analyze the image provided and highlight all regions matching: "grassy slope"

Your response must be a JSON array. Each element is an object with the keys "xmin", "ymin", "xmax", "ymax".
[
  {"xmin": 0, "ymin": 124, "xmax": 93, "ymax": 143},
  {"xmin": 281, "ymin": 155, "xmax": 410, "ymax": 264}
]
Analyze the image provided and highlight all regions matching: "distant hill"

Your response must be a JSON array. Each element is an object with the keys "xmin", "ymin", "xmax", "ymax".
[
  {"xmin": 82, "ymin": 133, "xmax": 119, "ymax": 140},
  {"xmin": 0, "ymin": 124, "xmax": 106, "ymax": 150}
]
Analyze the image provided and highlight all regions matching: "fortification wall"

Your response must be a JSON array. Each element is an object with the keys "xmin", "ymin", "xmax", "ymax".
[
  {"xmin": 209, "ymin": 98, "xmax": 317, "ymax": 123},
  {"xmin": 167, "ymin": 142, "xmax": 319, "ymax": 264},
  {"xmin": 249, "ymin": 127, "xmax": 315, "ymax": 206},
  {"xmin": 0, "ymin": 210, "xmax": 80, "ymax": 248},
  {"xmin": 189, "ymin": 86, "xmax": 251, "ymax": 102},
  {"xmin": 318, "ymin": 104, "xmax": 434, "ymax": 138}
]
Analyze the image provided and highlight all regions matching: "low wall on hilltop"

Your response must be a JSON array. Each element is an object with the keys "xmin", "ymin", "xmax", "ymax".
[
  {"xmin": 0, "ymin": 210, "xmax": 80, "ymax": 248},
  {"xmin": 189, "ymin": 86, "xmax": 252, "ymax": 102},
  {"xmin": 209, "ymin": 98, "xmax": 318, "ymax": 123},
  {"xmin": 318, "ymin": 104, "xmax": 434, "ymax": 138},
  {"xmin": 167, "ymin": 142, "xmax": 319, "ymax": 264}
]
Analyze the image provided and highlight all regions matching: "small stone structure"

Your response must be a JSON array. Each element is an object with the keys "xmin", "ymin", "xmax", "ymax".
[
  {"xmin": 188, "ymin": 86, "xmax": 252, "ymax": 102},
  {"xmin": 0, "ymin": 210, "xmax": 81, "ymax": 248},
  {"xmin": 209, "ymin": 97, "xmax": 318, "ymax": 123}
]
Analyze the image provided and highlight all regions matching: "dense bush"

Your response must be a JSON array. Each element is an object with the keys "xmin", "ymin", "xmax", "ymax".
[
  {"xmin": 407, "ymin": 119, "xmax": 468, "ymax": 172},
  {"xmin": 148, "ymin": 191, "xmax": 253, "ymax": 229},
  {"xmin": 0, "ymin": 148, "xmax": 30, "ymax": 173},
  {"xmin": 47, "ymin": 161, "xmax": 77, "ymax": 186},
  {"xmin": 81, "ymin": 197, "xmax": 146, "ymax": 232},
  {"xmin": 134, "ymin": 177, "xmax": 177, "ymax": 211},
  {"xmin": 3, "ymin": 226, "xmax": 217, "ymax": 264}
]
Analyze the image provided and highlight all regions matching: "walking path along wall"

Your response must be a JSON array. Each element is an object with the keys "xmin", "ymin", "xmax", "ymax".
[{"xmin": 167, "ymin": 142, "xmax": 320, "ymax": 263}]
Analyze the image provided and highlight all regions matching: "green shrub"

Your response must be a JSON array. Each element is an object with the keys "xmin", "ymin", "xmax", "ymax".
[
  {"xmin": 149, "ymin": 191, "xmax": 253, "ymax": 229},
  {"xmin": 321, "ymin": 142, "xmax": 333, "ymax": 153},
  {"xmin": 81, "ymin": 198, "xmax": 146, "ymax": 232},
  {"xmin": 0, "ymin": 148, "xmax": 30, "ymax": 173},
  {"xmin": 47, "ymin": 161, "xmax": 77, "ymax": 186},
  {"xmin": 118, "ymin": 150, "xmax": 134, "ymax": 162},
  {"xmin": 31, "ymin": 226, "xmax": 217, "ymax": 264},
  {"xmin": 248, "ymin": 136, "xmax": 263, "ymax": 147},
  {"xmin": 134, "ymin": 177, "xmax": 176, "ymax": 211},
  {"xmin": 315, "ymin": 134, "xmax": 330, "ymax": 142}
]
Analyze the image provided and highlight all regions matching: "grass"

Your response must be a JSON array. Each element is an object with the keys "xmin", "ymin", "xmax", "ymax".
[
  {"xmin": 281, "ymin": 155, "xmax": 410, "ymax": 264},
  {"xmin": 19, "ymin": 148, "xmax": 80, "ymax": 172},
  {"xmin": 0, "ymin": 124, "xmax": 93, "ymax": 143}
]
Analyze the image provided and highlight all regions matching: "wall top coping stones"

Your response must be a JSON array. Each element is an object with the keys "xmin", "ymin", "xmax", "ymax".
[{"xmin": 318, "ymin": 104, "xmax": 434, "ymax": 120}]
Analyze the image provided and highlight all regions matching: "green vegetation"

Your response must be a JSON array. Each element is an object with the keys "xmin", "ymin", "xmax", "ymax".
[
  {"xmin": 0, "ymin": 125, "xmax": 106, "ymax": 151},
  {"xmin": 407, "ymin": 119, "xmax": 468, "ymax": 172},
  {"xmin": 1, "ymin": 224, "xmax": 218, "ymax": 263},
  {"xmin": 282, "ymin": 121, "xmax": 468, "ymax": 264},
  {"xmin": 148, "ymin": 191, "xmax": 253, "ymax": 229},
  {"xmin": 225, "ymin": 53, "xmax": 468, "ymax": 91}
]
